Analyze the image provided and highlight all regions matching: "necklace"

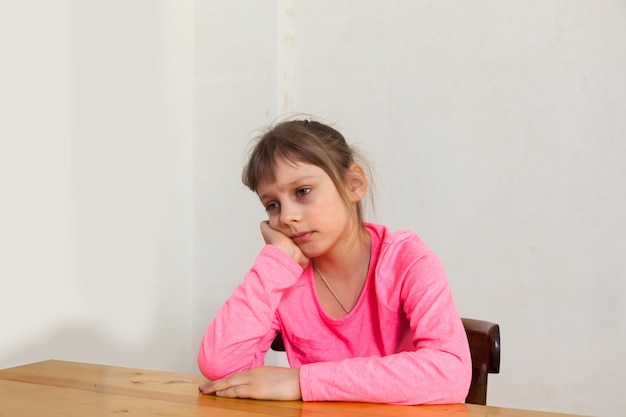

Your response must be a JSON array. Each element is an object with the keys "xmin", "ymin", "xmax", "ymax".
[{"xmin": 313, "ymin": 263, "xmax": 365, "ymax": 314}]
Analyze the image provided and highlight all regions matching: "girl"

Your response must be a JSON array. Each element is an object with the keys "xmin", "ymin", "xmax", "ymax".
[{"xmin": 198, "ymin": 119, "xmax": 471, "ymax": 404}]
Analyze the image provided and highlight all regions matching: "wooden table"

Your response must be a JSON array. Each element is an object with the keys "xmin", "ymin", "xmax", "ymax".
[{"xmin": 0, "ymin": 360, "xmax": 587, "ymax": 417}]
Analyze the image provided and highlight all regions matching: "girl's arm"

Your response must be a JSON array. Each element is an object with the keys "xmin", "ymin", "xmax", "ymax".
[
  {"xmin": 299, "ymin": 250, "xmax": 472, "ymax": 405},
  {"xmin": 197, "ymin": 244, "xmax": 303, "ymax": 380}
]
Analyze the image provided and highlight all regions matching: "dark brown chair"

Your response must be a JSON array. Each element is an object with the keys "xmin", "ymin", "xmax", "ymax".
[
  {"xmin": 270, "ymin": 317, "xmax": 500, "ymax": 405},
  {"xmin": 461, "ymin": 318, "xmax": 500, "ymax": 405}
]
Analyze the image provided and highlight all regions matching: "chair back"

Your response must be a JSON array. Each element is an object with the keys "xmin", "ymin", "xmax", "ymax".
[{"xmin": 461, "ymin": 318, "xmax": 500, "ymax": 405}]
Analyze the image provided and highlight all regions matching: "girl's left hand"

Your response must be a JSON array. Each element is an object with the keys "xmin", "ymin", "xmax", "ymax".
[
  {"xmin": 198, "ymin": 366, "xmax": 301, "ymax": 401},
  {"xmin": 260, "ymin": 221, "xmax": 310, "ymax": 269}
]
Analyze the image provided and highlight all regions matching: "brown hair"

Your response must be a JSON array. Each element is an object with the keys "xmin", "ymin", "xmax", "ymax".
[{"xmin": 242, "ymin": 119, "xmax": 370, "ymax": 226}]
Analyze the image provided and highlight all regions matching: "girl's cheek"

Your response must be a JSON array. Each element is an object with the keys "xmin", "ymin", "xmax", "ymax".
[{"xmin": 268, "ymin": 217, "xmax": 280, "ymax": 229}]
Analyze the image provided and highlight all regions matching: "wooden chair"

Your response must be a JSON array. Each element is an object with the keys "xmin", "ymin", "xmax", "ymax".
[
  {"xmin": 270, "ymin": 317, "xmax": 500, "ymax": 405},
  {"xmin": 461, "ymin": 318, "xmax": 500, "ymax": 405}
]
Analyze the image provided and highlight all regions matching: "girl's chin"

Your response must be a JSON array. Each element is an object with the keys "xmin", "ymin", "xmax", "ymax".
[{"xmin": 298, "ymin": 246, "xmax": 319, "ymax": 260}]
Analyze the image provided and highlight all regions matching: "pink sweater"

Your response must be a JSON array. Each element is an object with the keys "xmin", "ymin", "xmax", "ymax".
[{"xmin": 198, "ymin": 223, "xmax": 471, "ymax": 404}]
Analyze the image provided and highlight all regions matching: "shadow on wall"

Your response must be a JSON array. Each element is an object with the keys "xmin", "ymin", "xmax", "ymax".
[
  {"xmin": 1, "ymin": 317, "xmax": 288, "ymax": 374},
  {"xmin": 0, "ymin": 317, "xmax": 196, "ymax": 373}
]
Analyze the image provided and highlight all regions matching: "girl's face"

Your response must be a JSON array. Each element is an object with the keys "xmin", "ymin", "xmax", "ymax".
[{"xmin": 256, "ymin": 157, "xmax": 357, "ymax": 260}]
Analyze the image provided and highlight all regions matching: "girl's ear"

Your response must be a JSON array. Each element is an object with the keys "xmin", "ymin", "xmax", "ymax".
[{"xmin": 346, "ymin": 163, "xmax": 368, "ymax": 203}]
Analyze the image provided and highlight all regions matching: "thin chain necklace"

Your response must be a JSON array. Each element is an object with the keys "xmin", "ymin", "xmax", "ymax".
[{"xmin": 313, "ymin": 262, "xmax": 367, "ymax": 314}]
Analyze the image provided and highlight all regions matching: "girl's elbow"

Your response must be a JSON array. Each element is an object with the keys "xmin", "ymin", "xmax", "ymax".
[
  {"xmin": 197, "ymin": 344, "xmax": 261, "ymax": 380},
  {"xmin": 197, "ymin": 346, "xmax": 230, "ymax": 380},
  {"xmin": 198, "ymin": 357, "xmax": 234, "ymax": 381},
  {"xmin": 431, "ymin": 354, "xmax": 472, "ymax": 404},
  {"xmin": 449, "ymin": 357, "xmax": 472, "ymax": 403}
]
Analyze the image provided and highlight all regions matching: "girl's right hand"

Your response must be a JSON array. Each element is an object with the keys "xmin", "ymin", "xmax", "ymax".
[{"xmin": 260, "ymin": 221, "xmax": 310, "ymax": 269}]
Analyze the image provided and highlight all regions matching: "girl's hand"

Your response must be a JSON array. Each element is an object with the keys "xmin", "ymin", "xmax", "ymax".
[
  {"xmin": 260, "ymin": 221, "xmax": 310, "ymax": 269},
  {"xmin": 198, "ymin": 366, "xmax": 301, "ymax": 401}
]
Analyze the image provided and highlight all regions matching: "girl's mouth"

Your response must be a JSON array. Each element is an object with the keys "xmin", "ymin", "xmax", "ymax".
[{"xmin": 291, "ymin": 231, "xmax": 313, "ymax": 245}]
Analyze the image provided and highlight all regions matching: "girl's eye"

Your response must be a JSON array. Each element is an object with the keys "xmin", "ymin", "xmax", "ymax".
[
  {"xmin": 296, "ymin": 187, "xmax": 311, "ymax": 197},
  {"xmin": 265, "ymin": 201, "xmax": 279, "ymax": 212}
]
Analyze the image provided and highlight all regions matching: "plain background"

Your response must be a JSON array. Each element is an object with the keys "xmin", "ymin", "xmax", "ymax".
[{"xmin": 1, "ymin": 1, "xmax": 625, "ymax": 416}]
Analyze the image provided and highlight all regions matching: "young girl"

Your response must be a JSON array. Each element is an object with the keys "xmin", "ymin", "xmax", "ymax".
[{"xmin": 198, "ymin": 119, "xmax": 471, "ymax": 404}]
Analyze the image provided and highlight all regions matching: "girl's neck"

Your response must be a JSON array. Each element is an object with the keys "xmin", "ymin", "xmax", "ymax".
[{"xmin": 314, "ymin": 224, "xmax": 371, "ymax": 283}]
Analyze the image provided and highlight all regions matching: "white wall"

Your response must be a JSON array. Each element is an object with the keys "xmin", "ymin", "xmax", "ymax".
[
  {"xmin": 2, "ymin": 1, "xmax": 624, "ymax": 417},
  {"xmin": 192, "ymin": 0, "xmax": 288, "ymax": 368},
  {"xmin": 0, "ymin": 0, "xmax": 195, "ymax": 372},
  {"xmin": 193, "ymin": 2, "xmax": 626, "ymax": 416},
  {"xmin": 279, "ymin": 2, "xmax": 626, "ymax": 416}
]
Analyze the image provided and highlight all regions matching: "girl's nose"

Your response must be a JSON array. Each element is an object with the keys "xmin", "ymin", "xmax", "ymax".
[{"xmin": 279, "ymin": 202, "xmax": 300, "ymax": 226}]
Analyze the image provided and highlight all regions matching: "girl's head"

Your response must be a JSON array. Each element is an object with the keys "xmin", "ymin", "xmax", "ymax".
[{"xmin": 242, "ymin": 119, "xmax": 370, "ymax": 228}]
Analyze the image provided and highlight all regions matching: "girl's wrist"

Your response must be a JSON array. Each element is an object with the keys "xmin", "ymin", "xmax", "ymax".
[{"xmin": 278, "ymin": 244, "xmax": 308, "ymax": 269}]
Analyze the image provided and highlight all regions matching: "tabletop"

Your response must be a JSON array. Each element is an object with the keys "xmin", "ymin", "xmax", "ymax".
[{"xmin": 0, "ymin": 360, "xmax": 588, "ymax": 417}]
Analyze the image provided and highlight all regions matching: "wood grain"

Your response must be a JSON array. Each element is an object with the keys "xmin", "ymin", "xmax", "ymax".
[{"xmin": 0, "ymin": 360, "xmax": 588, "ymax": 417}]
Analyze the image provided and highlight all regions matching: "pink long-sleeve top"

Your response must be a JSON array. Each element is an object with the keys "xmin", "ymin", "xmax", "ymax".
[{"xmin": 198, "ymin": 223, "xmax": 471, "ymax": 404}]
